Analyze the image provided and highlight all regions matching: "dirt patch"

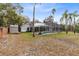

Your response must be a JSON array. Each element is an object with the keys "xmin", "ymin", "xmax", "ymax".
[
  {"xmin": 0, "ymin": 27, "xmax": 8, "ymax": 39},
  {"xmin": 0, "ymin": 33, "xmax": 79, "ymax": 55}
]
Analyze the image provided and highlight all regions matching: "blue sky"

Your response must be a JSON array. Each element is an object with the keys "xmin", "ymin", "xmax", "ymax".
[{"xmin": 20, "ymin": 3, "xmax": 79, "ymax": 24}]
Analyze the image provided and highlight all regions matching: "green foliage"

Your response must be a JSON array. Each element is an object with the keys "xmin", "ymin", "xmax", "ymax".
[
  {"xmin": 0, "ymin": 3, "xmax": 28, "ymax": 27},
  {"xmin": 60, "ymin": 10, "xmax": 79, "ymax": 34},
  {"xmin": 75, "ymin": 24, "xmax": 79, "ymax": 33},
  {"xmin": 52, "ymin": 8, "xmax": 56, "ymax": 15}
]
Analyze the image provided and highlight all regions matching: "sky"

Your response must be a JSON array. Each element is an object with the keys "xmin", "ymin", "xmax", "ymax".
[{"xmin": 20, "ymin": 3, "xmax": 79, "ymax": 24}]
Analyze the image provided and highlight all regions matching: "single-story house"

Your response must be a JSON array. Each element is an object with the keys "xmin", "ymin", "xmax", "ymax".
[
  {"xmin": 8, "ymin": 22, "xmax": 61, "ymax": 33},
  {"xmin": 21, "ymin": 23, "xmax": 31, "ymax": 32},
  {"xmin": 21, "ymin": 23, "xmax": 49, "ymax": 32}
]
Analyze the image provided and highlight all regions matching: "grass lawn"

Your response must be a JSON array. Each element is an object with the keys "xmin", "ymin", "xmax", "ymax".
[{"xmin": 0, "ymin": 32, "xmax": 79, "ymax": 56}]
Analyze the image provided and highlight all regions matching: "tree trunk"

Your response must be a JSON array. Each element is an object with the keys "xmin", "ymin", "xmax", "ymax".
[
  {"xmin": 18, "ymin": 25, "xmax": 21, "ymax": 32},
  {"xmin": 8, "ymin": 25, "xmax": 10, "ymax": 34},
  {"xmin": 0, "ymin": 27, "xmax": 8, "ymax": 39},
  {"xmin": 65, "ymin": 20, "xmax": 68, "ymax": 34},
  {"xmin": 74, "ymin": 17, "xmax": 76, "ymax": 34},
  {"xmin": 74, "ymin": 30, "xmax": 76, "ymax": 34},
  {"xmin": 0, "ymin": 27, "xmax": 3, "ymax": 38},
  {"xmin": 66, "ymin": 29, "xmax": 68, "ymax": 34}
]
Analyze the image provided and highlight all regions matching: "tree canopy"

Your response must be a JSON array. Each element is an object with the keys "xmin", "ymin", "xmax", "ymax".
[{"xmin": 0, "ymin": 3, "xmax": 28, "ymax": 27}]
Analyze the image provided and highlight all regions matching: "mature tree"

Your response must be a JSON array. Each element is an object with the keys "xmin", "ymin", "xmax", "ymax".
[
  {"xmin": 60, "ymin": 17, "xmax": 65, "ymax": 31},
  {"xmin": 0, "ymin": 3, "xmax": 24, "ymax": 27},
  {"xmin": 15, "ymin": 3, "xmax": 24, "ymax": 32},
  {"xmin": 43, "ymin": 8, "xmax": 55, "ymax": 32},
  {"xmin": 75, "ymin": 20, "xmax": 79, "ymax": 33},
  {"xmin": 0, "ymin": 4, "xmax": 8, "ymax": 27},
  {"xmin": 60, "ymin": 10, "xmax": 69, "ymax": 34},
  {"xmin": 0, "ymin": 3, "xmax": 25, "ymax": 33},
  {"xmin": 44, "ymin": 15, "xmax": 54, "ymax": 32},
  {"xmin": 0, "ymin": 10, "xmax": 6, "ymax": 27},
  {"xmin": 52, "ymin": 8, "xmax": 56, "ymax": 15},
  {"xmin": 68, "ymin": 13, "xmax": 73, "ymax": 31},
  {"xmin": 52, "ymin": 8, "xmax": 56, "ymax": 31},
  {"xmin": 72, "ymin": 11, "xmax": 79, "ymax": 34}
]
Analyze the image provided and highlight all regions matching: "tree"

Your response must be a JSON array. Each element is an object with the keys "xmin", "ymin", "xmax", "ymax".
[
  {"xmin": 0, "ymin": 3, "xmax": 24, "ymax": 27},
  {"xmin": 0, "ymin": 3, "xmax": 25, "ymax": 34},
  {"xmin": 68, "ymin": 13, "xmax": 73, "ymax": 31},
  {"xmin": 44, "ymin": 15, "xmax": 54, "ymax": 32},
  {"xmin": 60, "ymin": 17, "xmax": 65, "ymax": 31},
  {"xmin": 0, "ymin": 10, "xmax": 6, "ymax": 27},
  {"xmin": 61, "ymin": 10, "xmax": 69, "ymax": 34},
  {"xmin": 15, "ymin": 3, "xmax": 24, "ymax": 32},
  {"xmin": 0, "ymin": 4, "xmax": 8, "ymax": 27},
  {"xmin": 52, "ymin": 8, "xmax": 56, "ymax": 31},
  {"xmin": 72, "ymin": 11, "xmax": 79, "ymax": 34},
  {"xmin": 52, "ymin": 8, "xmax": 56, "ymax": 15}
]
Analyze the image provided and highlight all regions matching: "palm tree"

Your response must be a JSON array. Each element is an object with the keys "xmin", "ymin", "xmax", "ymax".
[
  {"xmin": 52, "ymin": 8, "xmax": 56, "ymax": 15},
  {"xmin": 60, "ymin": 16, "xmax": 64, "ymax": 31},
  {"xmin": 72, "ymin": 11, "xmax": 79, "ymax": 34},
  {"xmin": 68, "ymin": 13, "xmax": 73, "ymax": 31},
  {"xmin": 61, "ymin": 10, "xmax": 69, "ymax": 34},
  {"xmin": 52, "ymin": 8, "xmax": 56, "ymax": 32}
]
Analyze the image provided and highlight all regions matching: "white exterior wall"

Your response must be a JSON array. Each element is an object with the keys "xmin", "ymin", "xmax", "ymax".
[
  {"xmin": 21, "ymin": 24, "xmax": 30, "ymax": 32},
  {"xmin": 21, "ymin": 23, "xmax": 50, "ymax": 32},
  {"xmin": 10, "ymin": 25, "xmax": 19, "ymax": 33}
]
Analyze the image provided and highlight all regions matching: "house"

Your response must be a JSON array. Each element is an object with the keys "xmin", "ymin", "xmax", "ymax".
[
  {"xmin": 21, "ymin": 22, "xmax": 49, "ymax": 32},
  {"xmin": 33, "ymin": 23, "xmax": 49, "ymax": 32},
  {"xmin": 44, "ymin": 17, "xmax": 61, "ymax": 32},
  {"xmin": 9, "ymin": 22, "xmax": 61, "ymax": 33},
  {"xmin": 21, "ymin": 23, "xmax": 31, "ymax": 32}
]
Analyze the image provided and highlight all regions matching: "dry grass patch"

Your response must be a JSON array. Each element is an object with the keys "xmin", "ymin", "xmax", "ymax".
[{"xmin": 0, "ymin": 32, "xmax": 79, "ymax": 55}]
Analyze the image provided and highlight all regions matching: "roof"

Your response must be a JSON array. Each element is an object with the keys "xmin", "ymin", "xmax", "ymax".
[
  {"xmin": 21, "ymin": 23, "xmax": 48, "ymax": 27},
  {"xmin": 34, "ymin": 23, "xmax": 48, "ymax": 27}
]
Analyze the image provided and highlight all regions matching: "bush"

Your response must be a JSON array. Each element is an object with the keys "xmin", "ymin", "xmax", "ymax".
[{"xmin": 75, "ymin": 25, "xmax": 79, "ymax": 33}]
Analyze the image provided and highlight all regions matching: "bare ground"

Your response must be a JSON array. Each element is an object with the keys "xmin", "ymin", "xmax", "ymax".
[{"xmin": 0, "ymin": 33, "xmax": 79, "ymax": 56}]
